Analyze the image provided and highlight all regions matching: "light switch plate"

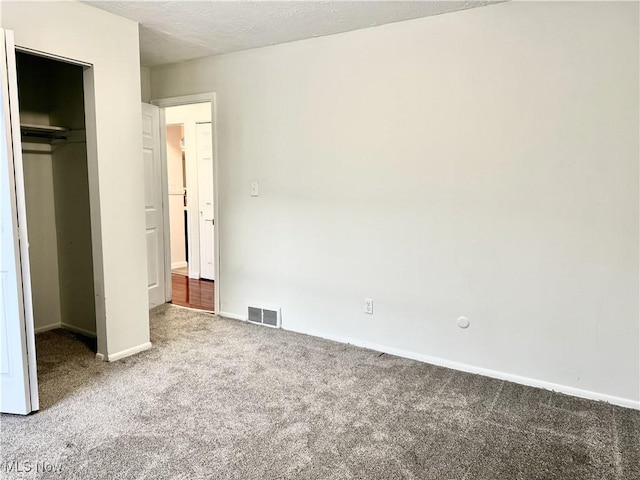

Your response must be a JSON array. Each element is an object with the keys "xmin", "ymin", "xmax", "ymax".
[
  {"xmin": 364, "ymin": 298, "xmax": 373, "ymax": 314},
  {"xmin": 250, "ymin": 180, "xmax": 259, "ymax": 197}
]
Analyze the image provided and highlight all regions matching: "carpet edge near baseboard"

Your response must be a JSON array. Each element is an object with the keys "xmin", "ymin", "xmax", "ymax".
[{"xmin": 281, "ymin": 324, "xmax": 640, "ymax": 411}]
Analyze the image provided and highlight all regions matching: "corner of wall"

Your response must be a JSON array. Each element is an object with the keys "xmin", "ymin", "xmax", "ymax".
[{"xmin": 141, "ymin": 65, "xmax": 151, "ymax": 103}]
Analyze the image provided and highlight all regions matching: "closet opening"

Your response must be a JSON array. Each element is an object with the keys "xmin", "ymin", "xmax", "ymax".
[{"xmin": 16, "ymin": 51, "xmax": 100, "ymax": 383}]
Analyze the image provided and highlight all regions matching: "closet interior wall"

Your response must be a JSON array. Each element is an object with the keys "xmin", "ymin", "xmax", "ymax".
[{"xmin": 17, "ymin": 52, "xmax": 96, "ymax": 338}]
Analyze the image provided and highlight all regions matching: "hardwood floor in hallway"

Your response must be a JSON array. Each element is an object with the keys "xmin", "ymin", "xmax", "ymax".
[{"xmin": 170, "ymin": 273, "xmax": 214, "ymax": 311}]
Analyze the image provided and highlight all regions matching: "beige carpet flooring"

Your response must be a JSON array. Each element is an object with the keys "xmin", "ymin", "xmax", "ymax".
[{"xmin": 1, "ymin": 304, "xmax": 638, "ymax": 479}]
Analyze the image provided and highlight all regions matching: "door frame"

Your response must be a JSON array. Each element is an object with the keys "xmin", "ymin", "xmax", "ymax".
[
  {"xmin": 151, "ymin": 94, "xmax": 220, "ymax": 313},
  {"xmin": 2, "ymin": 31, "xmax": 107, "ymax": 413}
]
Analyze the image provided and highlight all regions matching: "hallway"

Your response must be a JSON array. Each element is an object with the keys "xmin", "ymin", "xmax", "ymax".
[{"xmin": 170, "ymin": 273, "xmax": 214, "ymax": 312}]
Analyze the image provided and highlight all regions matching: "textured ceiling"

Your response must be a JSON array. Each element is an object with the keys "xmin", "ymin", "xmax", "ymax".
[{"xmin": 84, "ymin": 1, "xmax": 501, "ymax": 67}]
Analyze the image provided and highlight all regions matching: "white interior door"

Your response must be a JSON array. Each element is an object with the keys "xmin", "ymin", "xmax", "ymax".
[
  {"xmin": 197, "ymin": 122, "xmax": 214, "ymax": 281},
  {"xmin": 142, "ymin": 103, "xmax": 166, "ymax": 308},
  {"xmin": 0, "ymin": 29, "xmax": 39, "ymax": 415}
]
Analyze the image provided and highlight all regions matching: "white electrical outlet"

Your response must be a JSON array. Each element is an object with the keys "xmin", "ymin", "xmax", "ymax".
[{"xmin": 364, "ymin": 298, "xmax": 373, "ymax": 314}]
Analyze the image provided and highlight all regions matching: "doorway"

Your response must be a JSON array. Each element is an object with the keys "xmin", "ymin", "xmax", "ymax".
[
  {"xmin": 16, "ymin": 52, "xmax": 97, "ymax": 342},
  {"xmin": 2, "ymin": 47, "xmax": 105, "ymax": 413},
  {"xmin": 159, "ymin": 99, "xmax": 216, "ymax": 312}
]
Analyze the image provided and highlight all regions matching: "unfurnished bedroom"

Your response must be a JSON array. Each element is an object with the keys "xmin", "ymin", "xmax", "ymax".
[{"xmin": 0, "ymin": 1, "xmax": 638, "ymax": 479}]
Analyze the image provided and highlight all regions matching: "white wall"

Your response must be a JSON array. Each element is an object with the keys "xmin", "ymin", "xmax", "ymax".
[
  {"xmin": 53, "ymin": 142, "xmax": 96, "ymax": 336},
  {"xmin": 2, "ymin": 1, "xmax": 150, "ymax": 359},
  {"xmin": 140, "ymin": 65, "xmax": 151, "ymax": 103},
  {"xmin": 22, "ymin": 144, "xmax": 61, "ymax": 332},
  {"xmin": 164, "ymin": 103, "xmax": 211, "ymax": 279},
  {"xmin": 151, "ymin": 1, "xmax": 639, "ymax": 406}
]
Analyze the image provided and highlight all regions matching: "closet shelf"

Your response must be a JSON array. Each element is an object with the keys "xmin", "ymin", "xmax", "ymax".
[
  {"xmin": 21, "ymin": 123, "xmax": 69, "ymax": 140},
  {"xmin": 21, "ymin": 123, "xmax": 86, "ymax": 144}
]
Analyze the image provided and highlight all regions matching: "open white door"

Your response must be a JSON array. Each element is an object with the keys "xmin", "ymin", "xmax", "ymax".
[
  {"xmin": 197, "ymin": 122, "xmax": 214, "ymax": 281},
  {"xmin": 0, "ymin": 29, "xmax": 39, "ymax": 414},
  {"xmin": 142, "ymin": 103, "xmax": 166, "ymax": 309}
]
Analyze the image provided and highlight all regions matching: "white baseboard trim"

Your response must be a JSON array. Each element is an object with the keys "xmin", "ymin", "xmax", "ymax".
[
  {"xmin": 34, "ymin": 322, "xmax": 61, "ymax": 334},
  {"xmin": 217, "ymin": 311, "xmax": 247, "ymax": 322},
  {"xmin": 171, "ymin": 261, "xmax": 188, "ymax": 269},
  {"xmin": 170, "ymin": 303, "xmax": 214, "ymax": 314},
  {"xmin": 95, "ymin": 352, "xmax": 105, "ymax": 362},
  {"xmin": 35, "ymin": 322, "xmax": 98, "ymax": 339},
  {"xmin": 61, "ymin": 322, "xmax": 96, "ymax": 338},
  {"xmin": 105, "ymin": 342, "xmax": 152, "ymax": 362},
  {"xmin": 280, "ymin": 325, "xmax": 639, "ymax": 411}
]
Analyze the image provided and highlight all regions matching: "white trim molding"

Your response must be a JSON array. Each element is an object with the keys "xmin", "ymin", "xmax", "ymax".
[
  {"xmin": 170, "ymin": 303, "xmax": 214, "ymax": 314},
  {"xmin": 61, "ymin": 322, "xmax": 96, "ymax": 338},
  {"xmin": 151, "ymin": 93, "xmax": 219, "ymax": 315},
  {"xmin": 217, "ymin": 311, "xmax": 247, "ymax": 322},
  {"xmin": 151, "ymin": 93, "xmax": 213, "ymax": 108},
  {"xmin": 34, "ymin": 323, "xmax": 61, "ymax": 334},
  {"xmin": 104, "ymin": 342, "xmax": 152, "ymax": 362},
  {"xmin": 35, "ymin": 322, "xmax": 97, "ymax": 339}
]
